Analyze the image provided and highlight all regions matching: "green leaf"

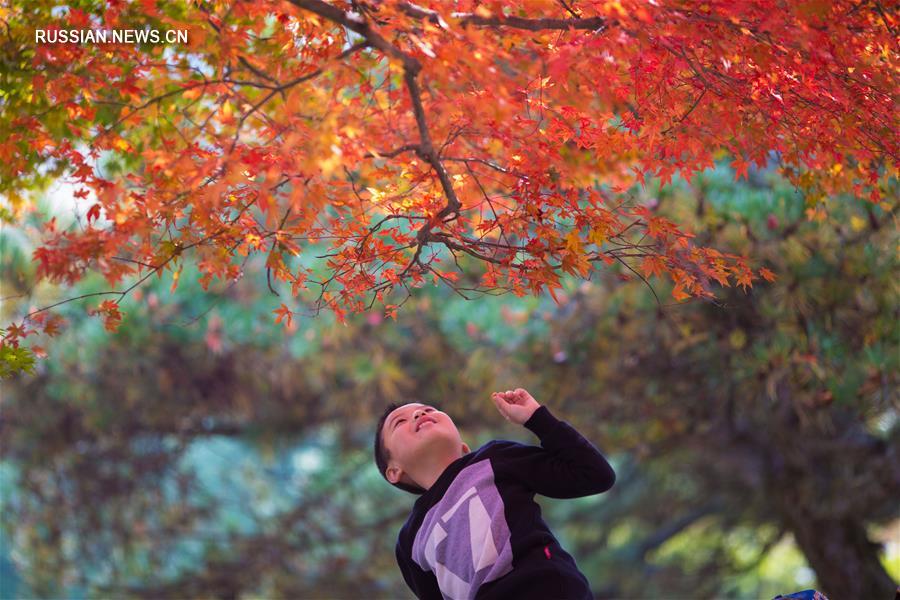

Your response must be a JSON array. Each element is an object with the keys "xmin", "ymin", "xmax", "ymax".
[{"xmin": 0, "ymin": 344, "xmax": 36, "ymax": 379}]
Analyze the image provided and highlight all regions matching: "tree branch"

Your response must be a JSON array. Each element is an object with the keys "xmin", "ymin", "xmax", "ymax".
[{"xmin": 397, "ymin": 3, "xmax": 608, "ymax": 32}]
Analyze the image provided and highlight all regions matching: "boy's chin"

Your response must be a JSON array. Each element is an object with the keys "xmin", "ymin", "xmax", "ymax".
[
  {"xmin": 416, "ymin": 429, "xmax": 443, "ymax": 443},
  {"xmin": 416, "ymin": 431, "xmax": 460, "ymax": 451}
]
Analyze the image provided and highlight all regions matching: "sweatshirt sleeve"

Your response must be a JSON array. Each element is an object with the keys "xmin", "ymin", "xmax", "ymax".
[
  {"xmin": 395, "ymin": 538, "xmax": 443, "ymax": 600},
  {"xmin": 509, "ymin": 404, "xmax": 616, "ymax": 499}
]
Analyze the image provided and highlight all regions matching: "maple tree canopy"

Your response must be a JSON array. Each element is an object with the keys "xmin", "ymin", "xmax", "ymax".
[{"xmin": 0, "ymin": 0, "xmax": 896, "ymax": 359}]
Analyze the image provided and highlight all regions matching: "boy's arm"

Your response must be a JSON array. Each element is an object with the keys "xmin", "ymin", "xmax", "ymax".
[
  {"xmin": 492, "ymin": 389, "xmax": 615, "ymax": 499},
  {"xmin": 395, "ymin": 539, "xmax": 443, "ymax": 600}
]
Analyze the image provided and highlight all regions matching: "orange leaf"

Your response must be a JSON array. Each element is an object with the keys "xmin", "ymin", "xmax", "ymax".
[{"xmin": 273, "ymin": 303, "xmax": 293, "ymax": 329}]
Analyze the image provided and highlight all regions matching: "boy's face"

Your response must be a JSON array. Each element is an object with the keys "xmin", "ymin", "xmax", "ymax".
[{"xmin": 382, "ymin": 402, "xmax": 470, "ymax": 488}]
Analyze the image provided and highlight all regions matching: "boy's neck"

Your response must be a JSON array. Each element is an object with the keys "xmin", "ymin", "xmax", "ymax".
[{"xmin": 410, "ymin": 450, "xmax": 466, "ymax": 491}]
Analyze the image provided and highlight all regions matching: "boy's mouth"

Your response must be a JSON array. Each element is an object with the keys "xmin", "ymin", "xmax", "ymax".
[{"xmin": 416, "ymin": 417, "xmax": 436, "ymax": 432}]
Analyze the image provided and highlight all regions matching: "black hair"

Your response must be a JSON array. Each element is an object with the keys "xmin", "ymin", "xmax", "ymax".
[{"xmin": 374, "ymin": 402, "xmax": 427, "ymax": 495}]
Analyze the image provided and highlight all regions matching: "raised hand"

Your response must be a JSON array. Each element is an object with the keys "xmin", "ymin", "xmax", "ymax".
[{"xmin": 491, "ymin": 388, "xmax": 541, "ymax": 426}]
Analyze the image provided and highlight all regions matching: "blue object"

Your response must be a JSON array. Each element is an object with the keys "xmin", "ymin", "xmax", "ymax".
[{"xmin": 773, "ymin": 590, "xmax": 829, "ymax": 600}]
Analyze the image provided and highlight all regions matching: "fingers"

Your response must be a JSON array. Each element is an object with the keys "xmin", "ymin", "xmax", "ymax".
[
  {"xmin": 504, "ymin": 389, "xmax": 526, "ymax": 403},
  {"xmin": 492, "ymin": 388, "xmax": 537, "ymax": 426},
  {"xmin": 494, "ymin": 391, "xmax": 514, "ymax": 403},
  {"xmin": 493, "ymin": 389, "xmax": 528, "ymax": 405},
  {"xmin": 490, "ymin": 393, "xmax": 511, "ymax": 420}
]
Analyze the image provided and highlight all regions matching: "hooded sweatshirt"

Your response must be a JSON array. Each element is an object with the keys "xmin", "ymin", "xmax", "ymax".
[{"xmin": 394, "ymin": 405, "xmax": 616, "ymax": 600}]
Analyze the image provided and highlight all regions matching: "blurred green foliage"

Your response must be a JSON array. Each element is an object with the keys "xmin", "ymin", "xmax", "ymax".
[{"xmin": 0, "ymin": 165, "xmax": 897, "ymax": 598}]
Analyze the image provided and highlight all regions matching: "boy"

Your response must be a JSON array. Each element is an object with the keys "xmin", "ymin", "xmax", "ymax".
[{"xmin": 374, "ymin": 388, "xmax": 616, "ymax": 599}]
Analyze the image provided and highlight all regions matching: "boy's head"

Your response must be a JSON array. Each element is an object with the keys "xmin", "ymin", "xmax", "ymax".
[{"xmin": 374, "ymin": 402, "xmax": 470, "ymax": 495}]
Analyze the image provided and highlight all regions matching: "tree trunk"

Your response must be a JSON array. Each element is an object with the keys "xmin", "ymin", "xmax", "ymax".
[{"xmin": 781, "ymin": 507, "xmax": 896, "ymax": 599}]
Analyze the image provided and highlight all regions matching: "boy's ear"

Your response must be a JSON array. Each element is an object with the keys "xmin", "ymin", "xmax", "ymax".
[
  {"xmin": 385, "ymin": 464, "xmax": 404, "ymax": 485},
  {"xmin": 462, "ymin": 442, "xmax": 470, "ymax": 454}
]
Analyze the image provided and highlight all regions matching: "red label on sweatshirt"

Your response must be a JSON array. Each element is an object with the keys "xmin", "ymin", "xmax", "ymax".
[{"xmin": 544, "ymin": 545, "xmax": 551, "ymax": 559}]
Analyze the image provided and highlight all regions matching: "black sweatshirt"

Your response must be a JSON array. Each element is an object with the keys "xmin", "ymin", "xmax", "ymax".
[{"xmin": 394, "ymin": 405, "xmax": 616, "ymax": 600}]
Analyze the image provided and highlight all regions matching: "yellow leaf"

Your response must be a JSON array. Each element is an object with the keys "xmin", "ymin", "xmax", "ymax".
[
  {"xmin": 564, "ymin": 229, "xmax": 582, "ymax": 254},
  {"xmin": 588, "ymin": 226, "xmax": 606, "ymax": 246},
  {"xmin": 170, "ymin": 265, "xmax": 182, "ymax": 294},
  {"xmin": 366, "ymin": 187, "xmax": 383, "ymax": 203},
  {"xmin": 317, "ymin": 149, "xmax": 342, "ymax": 177}
]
